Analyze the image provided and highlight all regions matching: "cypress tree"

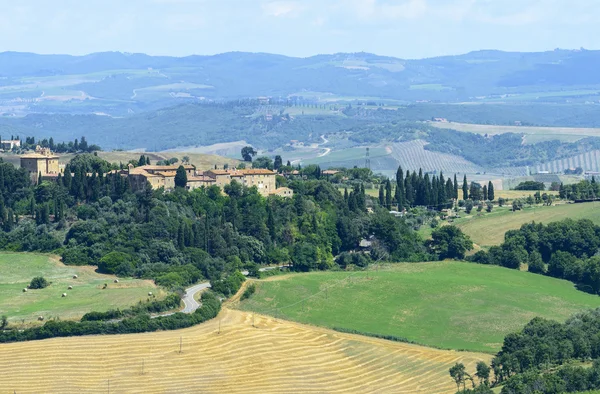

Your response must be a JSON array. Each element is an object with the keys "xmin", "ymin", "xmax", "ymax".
[
  {"xmin": 446, "ymin": 178, "xmax": 454, "ymax": 202},
  {"xmin": 488, "ymin": 181, "xmax": 495, "ymax": 201},
  {"xmin": 395, "ymin": 166, "xmax": 405, "ymax": 209},
  {"xmin": 37, "ymin": 171, "xmax": 42, "ymax": 185},
  {"xmin": 343, "ymin": 188, "xmax": 349, "ymax": 202},
  {"xmin": 63, "ymin": 164, "xmax": 72, "ymax": 190},
  {"xmin": 462, "ymin": 175, "xmax": 468, "ymax": 200},
  {"xmin": 453, "ymin": 174, "xmax": 459, "ymax": 199},
  {"xmin": 267, "ymin": 204, "xmax": 276, "ymax": 241},
  {"xmin": 385, "ymin": 179, "xmax": 392, "ymax": 209},
  {"xmin": 378, "ymin": 185, "xmax": 385, "ymax": 206},
  {"xmin": 423, "ymin": 173, "xmax": 431, "ymax": 207},
  {"xmin": 483, "ymin": 185, "xmax": 488, "ymax": 201},
  {"xmin": 431, "ymin": 176, "xmax": 439, "ymax": 207}
]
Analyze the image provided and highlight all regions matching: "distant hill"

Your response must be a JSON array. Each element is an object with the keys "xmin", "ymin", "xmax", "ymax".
[{"xmin": 2, "ymin": 49, "xmax": 600, "ymax": 117}]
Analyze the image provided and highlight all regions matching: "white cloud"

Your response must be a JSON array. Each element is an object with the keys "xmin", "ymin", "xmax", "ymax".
[{"xmin": 262, "ymin": 1, "xmax": 304, "ymax": 17}]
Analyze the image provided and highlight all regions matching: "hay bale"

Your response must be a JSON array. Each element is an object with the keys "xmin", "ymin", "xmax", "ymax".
[
  {"xmin": 68, "ymin": 286, "xmax": 73, "ymax": 290},
  {"xmin": 72, "ymin": 275, "xmax": 78, "ymax": 279},
  {"xmin": 38, "ymin": 316, "xmax": 44, "ymax": 321},
  {"xmin": 22, "ymin": 288, "xmax": 27, "ymax": 292},
  {"xmin": 114, "ymin": 279, "xmax": 119, "ymax": 283},
  {"xmin": 62, "ymin": 293, "xmax": 67, "ymax": 297},
  {"xmin": 148, "ymin": 292, "xmax": 153, "ymax": 296},
  {"xmin": 102, "ymin": 283, "xmax": 107, "ymax": 289}
]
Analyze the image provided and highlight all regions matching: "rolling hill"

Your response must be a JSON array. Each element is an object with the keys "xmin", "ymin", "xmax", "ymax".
[{"xmin": 2, "ymin": 49, "xmax": 600, "ymax": 117}]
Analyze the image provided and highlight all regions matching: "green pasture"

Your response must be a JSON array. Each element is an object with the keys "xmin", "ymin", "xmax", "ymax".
[
  {"xmin": 239, "ymin": 262, "xmax": 600, "ymax": 353},
  {"xmin": 0, "ymin": 253, "xmax": 162, "ymax": 325},
  {"xmin": 455, "ymin": 202, "xmax": 600, "ymax": 247}
]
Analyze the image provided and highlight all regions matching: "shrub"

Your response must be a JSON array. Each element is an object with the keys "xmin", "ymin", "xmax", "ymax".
[
  {"xmin": 29, "ymin": 276, "xmax": 49, "ymax": 289},
  {"xmin": 241, "ymin": 283, "xmax": 256, "ymax": 300}
]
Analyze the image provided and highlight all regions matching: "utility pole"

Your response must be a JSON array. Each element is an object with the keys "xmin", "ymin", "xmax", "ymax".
[
  {"xmin": 179, "ymin": 336, "xmax": 182, "ymax": 354},
  {"xmin": 252, "ymin": 313, "xmax": 255, "ymax": 327},
  {"xmin": 218, "ymin": 318, "xmax": 221, "ymax": 334}
]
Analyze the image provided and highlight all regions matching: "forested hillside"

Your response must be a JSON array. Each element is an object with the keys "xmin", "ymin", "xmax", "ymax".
[{"xmin": 2, "ymin": 49, "xmax": 600, "ymax": 111}]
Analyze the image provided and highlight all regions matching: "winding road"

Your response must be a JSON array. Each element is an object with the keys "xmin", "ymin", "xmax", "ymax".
[{"xmin": 181, "ymin": 282, "xmax": 211, "ymax": 313}]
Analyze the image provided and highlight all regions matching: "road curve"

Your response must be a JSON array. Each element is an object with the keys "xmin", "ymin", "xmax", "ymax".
[{"xmin": 181, "ymin": 282, "xmax": 211, "ymax": 313}]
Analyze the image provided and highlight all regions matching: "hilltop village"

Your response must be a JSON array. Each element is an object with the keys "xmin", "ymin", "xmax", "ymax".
[{"xmin": 19, "ymin": 146, "xmax": 293, "ymax": 198}]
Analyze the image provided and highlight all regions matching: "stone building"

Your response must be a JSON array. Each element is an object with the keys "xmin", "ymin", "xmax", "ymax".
[{"xmin": 20, "ymin": 147, "xmax": 60, "ymax": 183}]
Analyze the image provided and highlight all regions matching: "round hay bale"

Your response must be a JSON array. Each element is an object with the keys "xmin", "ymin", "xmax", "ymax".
[
  {"xmin": 72, "ymin": 275, "xmax": 78, "ymax": 279},
  {"xmin": 148, "ymin": 292, "xmax": 153, "ymax": 296},
  {"xmin": 68, "ymin": 285, "xmax": 73, "ymax": 290},
  {"xmin": 22, "ymin": 288, "xmax": 28, "ymax": 292},
  {"xmin": 62, "ymin": 293, "xmax": 67, "ymax": 297},
  {"xmin": 114, "ymin": 279, "xmax": 119, "ymax": 283},
  {"xmin": 38, "ymin": 316, "xmax": 44, "ymax": 321}
]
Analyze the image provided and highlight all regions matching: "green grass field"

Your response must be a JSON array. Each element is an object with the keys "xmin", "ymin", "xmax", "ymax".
[
  {"xmin": 456, "ymin": 202, "xmax": 600, "ymax": 247},
  {"xmin": 239, "ymin": 262, "xmax": 600, "ymax": 353},
  {"xmin": 0, "ymin": 253, "xmax": 164, "ymax": 325}
]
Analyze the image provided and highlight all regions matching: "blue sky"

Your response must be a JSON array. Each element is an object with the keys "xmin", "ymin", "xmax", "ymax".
[{"xmin": 1, "ymin": 0, "xmax": 598, "ymax": 59}]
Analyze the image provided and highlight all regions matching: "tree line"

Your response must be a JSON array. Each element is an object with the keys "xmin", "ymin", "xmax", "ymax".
[{"xmin": 469, "ymin": 218, "xmax": 600, "ymax": 295}]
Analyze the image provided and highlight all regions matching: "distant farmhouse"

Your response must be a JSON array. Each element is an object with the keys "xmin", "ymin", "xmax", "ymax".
[
  {"xmin": 19, "ymin": 148, "xmax": 293, "ymax": 197},
  {"xmin": 127, "ymin": 165, "xmax": 292, "ymax": 197},
  {"xmin": 20, "ymin": 146, "xmax": 60, "ymax": 182},
  {"xmin": 0, "ymin": 139, "xmax": 21, "ymax": 151}
]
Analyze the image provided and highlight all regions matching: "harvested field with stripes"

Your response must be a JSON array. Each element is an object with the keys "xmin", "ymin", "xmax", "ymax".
[
  {"xmin": 388, "ymin": 140, "xmax": 482, "ymax": 174},
  {"xmin": 536, "ymin": 150, "xmax": 600, "ymax": 173},
  {"xmin": 0, "ymin": 308, "xmax": 490, "ymax": 393}
]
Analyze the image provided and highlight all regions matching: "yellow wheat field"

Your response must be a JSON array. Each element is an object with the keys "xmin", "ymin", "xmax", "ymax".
[{"xmin": 0, "ymin": 308, "xmax": 490, "ymax": 393}]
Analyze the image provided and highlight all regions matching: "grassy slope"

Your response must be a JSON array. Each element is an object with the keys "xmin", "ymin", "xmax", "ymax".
[
  {"xmin": 239, "ymin": 262, "xmax": 600, "ymax": 353},
  {"xmin": 456, "ymin": 202, "xmax": 600, "ymax": 247},
  {"xmin": 0, "ymin": 253, "xmax": 163, "ymax": 325}
]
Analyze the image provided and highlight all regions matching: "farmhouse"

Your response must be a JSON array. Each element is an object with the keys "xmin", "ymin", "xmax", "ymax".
[
  {"xmin": 1, "ymin": 139, "xmax": 21, "ymax": 151},
  {"xmin": 128, "ymin": 165, "xmax": 284, "ymax": 197},
  {"xmin": 20, "ymin": 147, "xmax": 60, "ymax": 183}
]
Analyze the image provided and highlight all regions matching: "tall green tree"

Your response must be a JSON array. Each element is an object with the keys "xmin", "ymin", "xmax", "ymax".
[
  {"xmin": 487, "ymin": 181, "xmax": 495, "ymax": 201},
  {"xmin": 241, "ymin": 146, "xmax": 257, "ymax": 162},
  {"xmin": 395, "ymin": 166, "xmax": 405, "ymax": 209},
  {"xmin": 378, "ymin": 185, "xmax": 385, "ymax": 207},
  {"xmin": 175, "ymin": 166, "xmax": 188, "ymax": 188},
  {"xmin": 462, "ymin": 175, "xmax": 468, "ymax": 201},
  {"xmin": 385, "ymin": 179, "xmax": 392, "ymax": 209},
  {"xmin": 453, "ymin": 174, "xmax": 459, "ymax": 199},
  {"xmin": 273, "ymin": 155, "xmax": 283, "ymax": 171}
]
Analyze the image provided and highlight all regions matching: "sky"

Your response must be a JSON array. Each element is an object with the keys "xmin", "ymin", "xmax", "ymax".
[{"xmin": 1, "ymin": 0, "xmax": 599, "ymax": 59}]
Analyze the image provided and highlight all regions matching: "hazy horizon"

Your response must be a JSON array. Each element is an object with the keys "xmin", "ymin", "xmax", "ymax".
[{"xmin": 2, "ymin": 0, "xmax": 598, "ymax": 59}]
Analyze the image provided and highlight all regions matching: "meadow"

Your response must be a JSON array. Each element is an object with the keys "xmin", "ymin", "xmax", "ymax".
[
  {"xmin": 238, "ymin": 262, "xmax": 600, "ymax": 353},
  {"xmin": 455, "ymin": 202, "xmax": 600, "ymax": 247},
  {"xmin": 0, "ymin": 253, "xmax": 163, "ymax": 325},
  {"xmin": 0, "ymin": 307, "xmax": 489, "ymax": 393}
]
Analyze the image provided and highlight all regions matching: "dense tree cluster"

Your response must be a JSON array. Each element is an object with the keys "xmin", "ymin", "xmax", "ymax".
[
  {"xmin": 492, "ymin": 309, "xmax": 600, "ymax": 385},
  {"xmin": 513, "ymin": 181, "xmax": 545, "ymax": 191},
  {"xmin": 468, "ymin": 218, "xmax": 600, "ymax": 294},
  {"xmin": 21, "ymin": 136, "xmax": 100, "ymax": 153},
  {"xmin": 500, "ymin": 361, "xmax": 600, "ymax": 394},
  {"xmin": 0, "ymin": 153, "xmax": 445, "ymax": 291},
  {"xmin": 560, "ymin": 179, "xmax": 600, "ymax": 201},
  {"xmin": 393, "ymin": 167, "xmax": 459, "ymax": 210}
]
